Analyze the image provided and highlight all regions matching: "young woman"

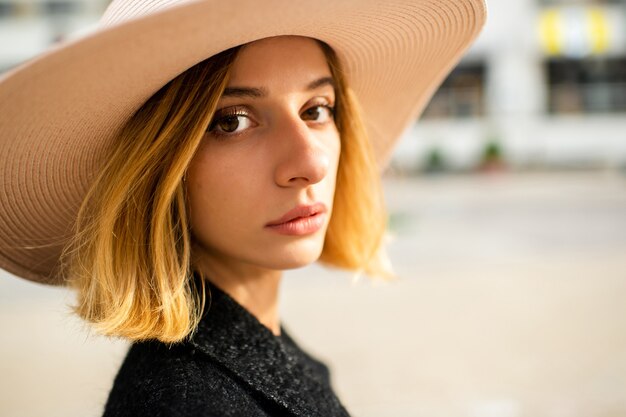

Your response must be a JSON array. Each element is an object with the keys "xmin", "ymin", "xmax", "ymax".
[{"xmin": 0, "ymin": 0, "xmax": 486, "ymax": 415}]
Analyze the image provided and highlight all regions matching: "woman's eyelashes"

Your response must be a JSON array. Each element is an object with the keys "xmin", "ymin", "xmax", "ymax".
[
  {"xmin": 301, "ymin": 103, "xmax": 335, "ymax": 123},
  {"xmin": 208, "ymin": 106, "xmax": 252, "ymax": 137},
  {"xmin": 207, "ymin": 101, "xmax": 335, "ymax": 138}
]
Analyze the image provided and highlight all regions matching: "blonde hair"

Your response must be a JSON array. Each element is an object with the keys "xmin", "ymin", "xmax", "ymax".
[{"xmin": 60, "ymin": 40, "xmax": 394, "ymax": 344}]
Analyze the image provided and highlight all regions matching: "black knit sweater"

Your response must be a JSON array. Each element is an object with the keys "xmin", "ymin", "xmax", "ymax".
[{"xmin": 102, "ymin": 277, "xmax": 352, "ymax": 416}]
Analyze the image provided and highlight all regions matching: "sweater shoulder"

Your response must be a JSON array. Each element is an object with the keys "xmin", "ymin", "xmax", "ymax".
[{"xmin": 102, "ymin": 341, "xmax": 275, "ymax": 417}]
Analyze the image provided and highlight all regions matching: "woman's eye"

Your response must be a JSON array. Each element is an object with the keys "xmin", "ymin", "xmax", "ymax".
[
  {"xmin": 301, "ymin": 105, "xmax": 334, "ymax": 123},
  {"xmin": 208, "ymin": 113, "xmax": 252, "ymax": 136}
]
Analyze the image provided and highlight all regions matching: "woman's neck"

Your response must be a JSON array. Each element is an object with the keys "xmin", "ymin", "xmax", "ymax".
[{"xmin": 193, "ymin": 253, "xmax": 283, "ymax": 336}]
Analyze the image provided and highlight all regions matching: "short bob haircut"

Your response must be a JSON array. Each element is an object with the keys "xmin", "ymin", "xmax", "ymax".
[{"xmin": 59, "ymin": 38, "xmax": 394, "ymax": 344}]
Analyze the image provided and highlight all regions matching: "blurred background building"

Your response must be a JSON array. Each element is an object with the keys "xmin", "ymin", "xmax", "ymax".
[
  {"xmin": 1, "ymin": 1, "xmax": 626, "ymax": 417},
  {"xmin": 0, "ymin": 0, "xmax": 108, "ymax": 72},
  {"xmin": 391, "ymin": 0, "xmax": 626, "ymax": 173}
]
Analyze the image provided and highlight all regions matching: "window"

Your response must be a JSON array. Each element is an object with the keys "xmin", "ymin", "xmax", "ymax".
[
  {"xmin": 0, "ymin": 2, "xmax": 17, "ymax": 18},
  {"xmin": 421, "ymin": 63, "xmax": 486, "ymax": 119},
  {"xmin": 40, "ymin": 1, "xmax": 80, "ymax": 16},
  {"xmin": 547, "ymin": 57, "xmax": 626, "ymax": 114}
]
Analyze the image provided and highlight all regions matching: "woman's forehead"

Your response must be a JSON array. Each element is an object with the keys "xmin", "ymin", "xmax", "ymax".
[{"xmin": 225, "ymin": 36, "xmax": 333, "ymax": 93}]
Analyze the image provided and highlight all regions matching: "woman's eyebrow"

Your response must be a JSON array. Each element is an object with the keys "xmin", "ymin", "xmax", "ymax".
[
  {"xmin": 222, "ymin": 76, "xmax": 335, "ymax": 98},
  {"xmin": 306, "ymin": 76, "xmax": 335, "ymax": 92}
]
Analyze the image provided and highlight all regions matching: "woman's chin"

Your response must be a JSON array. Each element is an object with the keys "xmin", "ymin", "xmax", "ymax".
[{"xmin": 264, "ymin": 244, "xmax": 325, "ymax": 270}]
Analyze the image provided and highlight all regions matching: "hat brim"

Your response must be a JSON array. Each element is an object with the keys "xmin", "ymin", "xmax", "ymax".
[{"xmin": 0, "ymin": 0, "xmax": 486, "ymax": 284}]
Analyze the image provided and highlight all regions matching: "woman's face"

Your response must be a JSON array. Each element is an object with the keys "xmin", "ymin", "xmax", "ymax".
[{"xmin": 186, "ymin": 36, "xmax": 341, "ymax": 275}]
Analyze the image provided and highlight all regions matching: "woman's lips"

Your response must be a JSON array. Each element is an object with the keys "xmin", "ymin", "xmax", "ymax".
[
  {"xmin": 265, "ymin": 212, "xmax": 327, "ymax": 235},
  {"xmin": 265, "ymin": 202, "xmax": 328, "ymax": 236},
  {"xmin": 265, "ymin": 202, "xmax": 327, "ymax": 226}
]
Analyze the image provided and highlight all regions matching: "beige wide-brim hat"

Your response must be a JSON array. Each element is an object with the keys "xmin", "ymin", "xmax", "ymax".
[{"xmin": 0, "ymin": 0, "xmax": 486, "ymax": 285}]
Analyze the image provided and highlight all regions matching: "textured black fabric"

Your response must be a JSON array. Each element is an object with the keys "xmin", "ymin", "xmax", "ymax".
[{"xmin": 102, "ymin": 275, "xmax": 352, "ymax": 416}]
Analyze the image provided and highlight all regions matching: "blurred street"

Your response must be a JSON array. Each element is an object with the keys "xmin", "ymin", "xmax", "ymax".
[{"xmin": 2, "ymin": 170, "xmax": 626, "ymax": 417}]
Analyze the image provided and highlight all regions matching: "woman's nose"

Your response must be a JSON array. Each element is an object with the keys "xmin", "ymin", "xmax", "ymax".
[{"xmin": 273, "ymin": 114, "xmax": 332, "ymax": 188}]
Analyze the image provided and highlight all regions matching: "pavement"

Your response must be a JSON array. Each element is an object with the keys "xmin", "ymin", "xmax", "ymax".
[{"xmin": 2, "ymin": 170, "xmax": 625, "ymax": 417}]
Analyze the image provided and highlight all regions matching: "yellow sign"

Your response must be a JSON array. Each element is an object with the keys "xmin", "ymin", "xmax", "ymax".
[{"xmin": 539, "ymin": 7, "xmax": 611, "ymax": 57}]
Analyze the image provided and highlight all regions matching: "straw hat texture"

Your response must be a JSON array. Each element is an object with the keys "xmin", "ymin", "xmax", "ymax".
[{"xmin": 0, "ymin": 0, "xmax": 486, "ymax": 284}]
